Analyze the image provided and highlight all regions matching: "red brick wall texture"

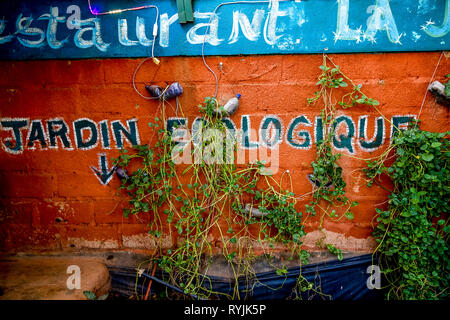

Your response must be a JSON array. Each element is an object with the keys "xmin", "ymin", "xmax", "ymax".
[{"xmin": 0, "ymin": 52, "xmax": 448, "ymax": 253}]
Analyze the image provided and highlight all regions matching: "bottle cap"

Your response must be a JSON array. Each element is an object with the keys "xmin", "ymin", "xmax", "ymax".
[{"xmin": 236, "ymin": 93, "xmax": 241, "ymax": 99}]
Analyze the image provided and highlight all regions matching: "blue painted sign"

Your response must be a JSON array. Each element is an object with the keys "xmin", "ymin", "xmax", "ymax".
[{"xmin": 0, "ymin": 0, "xmax": 449, "ymax": 60}]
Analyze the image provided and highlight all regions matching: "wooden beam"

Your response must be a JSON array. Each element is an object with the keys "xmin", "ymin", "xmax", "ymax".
[
  {"xmin": 176, "ymin": 0, "xmax": 186, "ymax": 24},
  {"xmin": 184, "ymin": 0, "xmax": 194, "ymax": 22}
]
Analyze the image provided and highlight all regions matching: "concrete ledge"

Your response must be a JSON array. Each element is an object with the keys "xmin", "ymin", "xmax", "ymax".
[{"xmin": 0, "ymin": 255, "xmax": 110, "ymax": 300}]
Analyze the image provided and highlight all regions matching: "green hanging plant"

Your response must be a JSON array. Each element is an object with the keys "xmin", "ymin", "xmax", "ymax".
[
  {"xmin": 365, "ymin": 122, "xmax": 449, "ymax": 300},
  {"xmin": 306, "ymin": 55, "xmax": 378, "ymax": 259},
  {"xmin": 112, "ymin": 96, "xmax": 317, "ymax": 299}
]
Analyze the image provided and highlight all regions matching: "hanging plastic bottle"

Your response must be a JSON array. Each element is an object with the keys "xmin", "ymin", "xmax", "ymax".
[
  {"xmin": 214, "ymin": 93, "xmax": 241, "ymax": 117},
  {"xmin": 145, "ymin": 85, "xmax": 163, "ymax": 98},
  {"xmin": 115, "ymin": 166, "xmax": 129, "ymax": 181},
  {"xmin": 145, "ymin": 82, "xmax": 183, "ymax": 100},
  {"xmin": 244, "ymin": 203, "xmax": 268, "ymax": 218},
  {"xmin": 162, "ymin": 82, "xmax": 183, "ymax": 100}
]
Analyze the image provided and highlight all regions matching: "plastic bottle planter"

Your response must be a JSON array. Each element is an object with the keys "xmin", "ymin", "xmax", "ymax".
[
  {"xmin": 115, "ymin": 167, "xmax": 129, "ymax": 181},
  {"xmin": 145, "ymin": 85, "xmax": 162, "ymax": 98},
  {"xmin": 245, "ymin": 203, "xmax": 268, "ymax": 218},
  {"xmin": 428, "ymin": 80, "xmax": 450, "ymax": 106},
  {"xmin": 307, "ymin": 174, "xmax": 333, "ymax": 189},
  {"xmin": 213, "ymin": 94, "xmax": 241, "ymax": 118},
  {"xmin": 145, "ymin": 82, "xmax": 184, "ymax": 101}
]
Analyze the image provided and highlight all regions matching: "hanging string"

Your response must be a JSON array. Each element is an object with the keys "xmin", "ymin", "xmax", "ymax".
[
  {"xmin": 417, "ymin": 51, "xmax": 444, "ymax": 122},
  {"xmin": 87, "ymin": 1, "xmax": 161, "ymax": 100},
  {"xmin": 201, "ymin": 0, "xmax": 294, "ymax": 98},
  {"xmin": 87, "ymin": 0, "xmax": 157, "ymax": 16}
]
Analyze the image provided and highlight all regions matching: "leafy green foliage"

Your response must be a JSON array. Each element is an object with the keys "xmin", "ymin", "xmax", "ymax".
[
  {"xmin": 254, "ymin": 190, "xmax": 306, "ymax": 244},
  {"xmin": 326, "ymin": 244, "xmax": 343, "ymax": 261},
  {"xmin": 366, "ymin": 124, "xmax": 449, "ymax": 300},
  {"xmin": 113, "ymin": 97, "xmax": 312, "ymax": 299},
  {"xmin": 306, "ymin": 55, "xmax": 375, "ymax": 258}
]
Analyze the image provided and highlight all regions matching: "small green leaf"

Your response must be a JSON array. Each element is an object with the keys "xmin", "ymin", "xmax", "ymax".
[
  {"xmin": 445, "ymin": 85, "xmax": 450, "ymax": 97},
  {"xmin": 83, "ymin": 291, "xmax": 96, "ymax": 300},
  {"xmin": 421, "ymin": 153, "xmax": 434, "ymax": 162},
  {"xmin": 276, "ymin": 268, "xmax": 288, "ymax": 276},
  {"xmin": 431, "ymin": 142, "xmax": 441, "ymax": 148}
]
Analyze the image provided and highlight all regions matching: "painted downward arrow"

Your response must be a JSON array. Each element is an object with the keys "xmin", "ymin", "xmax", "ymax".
[{"xmin": 90, "ymin": 153, "xmax": 115, "ymax": 185}]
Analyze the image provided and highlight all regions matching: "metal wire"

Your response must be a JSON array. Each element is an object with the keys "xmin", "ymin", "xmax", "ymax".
[
  {"xmin": 89, "ymin": 0, "xmax": 297, "ymax": 100},
  {"xmin": 201, "ymin": 0, "xmax": 294, "ymax": 98},
  {"xmin": 417, "ymin": 51, "xmax": 444, "ymax": 121},
  {"xmin": 86, "ymin": 1, "xmax": 161, "ymax": 100},
  {"xmin": 132, "ymin": 58, "xmax": 167, "ymax": 100},
  {"xmin": 87, "ymin": 0, "xmax": 158, "ymax": 16}
]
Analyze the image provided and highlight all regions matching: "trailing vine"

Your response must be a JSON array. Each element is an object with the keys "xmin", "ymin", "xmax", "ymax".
[
  {"xmin": 309, "ymin": 55, "xmax": 450, "ymax": 300},
  {"xmin": 365, "ymin": 122, "xmax": 449, "ymax": 300},
  {"xmin": 112, "ymin": 55, "xmax": 448, "ymax": 301},
  {"xmin": 306, "ymin": 55, "xmax": 379, "ymax": 258},
  {"xmin": 113, "ymin": 95, "xmax": 315, "ymax": 299}
]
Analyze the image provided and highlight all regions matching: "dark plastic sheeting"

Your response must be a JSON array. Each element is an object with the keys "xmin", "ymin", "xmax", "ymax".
[{"xmin": 108, "ymin": 254, "xmax": 382, "ymax": 300}]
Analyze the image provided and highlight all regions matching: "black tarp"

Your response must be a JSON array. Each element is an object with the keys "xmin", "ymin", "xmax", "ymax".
[{"xmin": 108, "ymin": 254, "xmax": 382, "ymax": 300}]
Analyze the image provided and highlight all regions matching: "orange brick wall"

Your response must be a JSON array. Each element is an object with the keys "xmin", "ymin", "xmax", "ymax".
[{"xmin": 0, "ymin": 52, "xmax": 448, "ymax": 253}]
